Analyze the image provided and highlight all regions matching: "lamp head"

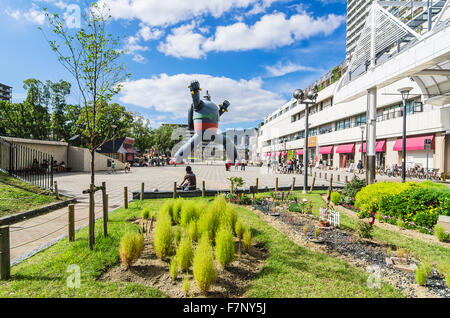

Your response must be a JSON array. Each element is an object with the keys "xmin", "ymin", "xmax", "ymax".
[
  {"xmin": 307, "ymin": 89, "xmax": 318, "ymax": 102},
  {"xmin": 293, "ymin": 89, "xmax": 304, "ymax": 101},
  {"xmin": 397, "ymin": 87, "xmax": 414, "ymax": 100}
]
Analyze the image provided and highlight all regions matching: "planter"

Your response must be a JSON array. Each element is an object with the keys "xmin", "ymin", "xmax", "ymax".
[
  {"xmin": 309, "ymin": 237, "xmax": 325, "ymax": 244},
  {"xmin": 386, "ymin": 257, "xmax": 417, "ymax": 273}
]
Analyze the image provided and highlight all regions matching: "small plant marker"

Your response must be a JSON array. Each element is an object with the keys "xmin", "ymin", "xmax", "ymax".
[{"xmin": 68, "ymin": 204, "xmax": 75, "ymax": 242}]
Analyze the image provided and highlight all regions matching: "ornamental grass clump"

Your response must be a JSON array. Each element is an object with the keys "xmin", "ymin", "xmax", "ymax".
[
  {"xmin": 193, "ymin": 234, "xmax": 217, "ymax": 295},
  {"xmin": 187, "ymin": 221, "xmax": 199, "ymax": 242},
  {"xmin": 221, "ymin": 204, "xmax": 238, "ymax": 230},
  {"xmin": 142, "ymin": 207, "xmax": 151, "ymax": 220},
  {"xmin": 235, "ymin": 220, "xmax": 245, "ymax": 240},
  {"xmin": 242, "ymin": 228, "xmax": 252, "ymax": 251},
  {"xmin": 215, "ymin": 226, "xmax": 235, "ymax": 268},
  {"xmin": 198, "ymin": 207, "xmax": 220, "ymax": 242},
  {"xmin": 119, "ymin": 232, "xmax": 144, "ymax": 269},
  {"xmin": 174, "ymin": 227, "xmax": 182, "ymax": 246},
  {"xmin": 415, "ymin": 264, "xmax": 431, "ymax": 286},
  {"xmin": 172, "ymin": 199, "xmax": 184, "ymax": 224},
  {"xmin": 153, "ymin": 211, "xmax": 173, "ymax": 260},
  {"xmin": 183, "ymin": 275, "xmax": 190, "ymax": 297},
  {"xmin": 159, "ymin": 200, "xmax": 175, "ymax": 221},
  {"xmin": 176, "ymin": 236, "xmax": 194, "ymax": 272},
  {"xmin": 434, "ymin": 224, "xmax": 448, "ymax": 242},
  {"xmin": 180, "ymin": 201, "xmax": 198, "ymax": 227}
]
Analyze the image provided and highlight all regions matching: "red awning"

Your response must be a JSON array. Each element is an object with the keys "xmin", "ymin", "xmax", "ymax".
[
  {"xmin": 275, "ymin": 152, "xmax": 282, "ymax": 156},
  {"xmin": 336, "ymin": 143, "xmax": 355, "ymax": 154},
  {"xmin": 393, "ymin": 135, "xmax": 435, "ymax": 151},
  {"xmin": 359, "ymin": 140, "xmax": 387, "ymax": 153},
  {"xmin": 296, "ymin": 149, "xmax": 304, "ymax": 155},
  {"xmin": 319, "ymin": 146, "xmax": 334, "ymax": 155}
]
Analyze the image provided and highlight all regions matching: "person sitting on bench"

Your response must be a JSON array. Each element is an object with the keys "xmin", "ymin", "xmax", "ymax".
[{"xmin": 178, "ymin": 166, "xmax": 197, "ymax": 191}]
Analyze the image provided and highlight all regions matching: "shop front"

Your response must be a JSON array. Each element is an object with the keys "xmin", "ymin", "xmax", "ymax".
[
  {"xmin": 336, "ymin": 143, "xmax": 355, "ymax": 169},
  {"xmin": 360, "ymin": 140, "xmax": 387, "ymax": 169},
  {"xmin": 319, "ymin": 146, "xmax": 334, "ymax": 168},
  {"xmin": 393, "ymin": 135, "xmax": 435, "ymax": 169}
]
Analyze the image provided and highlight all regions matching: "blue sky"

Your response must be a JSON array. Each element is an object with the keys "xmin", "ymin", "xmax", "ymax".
[{"xmin": 1, "ymin": 0, "xmax": 347, "ymax": 129}]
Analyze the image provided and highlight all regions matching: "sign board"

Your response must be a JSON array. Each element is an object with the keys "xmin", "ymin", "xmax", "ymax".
[
  {"xmin": 308, "ymin": 136, "xmax": 317, "ymax": 148},
  {"xmin": 424, "ymin": 139, "xmax": 432, "ymax": 150}
]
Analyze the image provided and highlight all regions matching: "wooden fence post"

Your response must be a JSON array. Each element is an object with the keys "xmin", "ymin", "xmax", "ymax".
[
  {"xmin": 256, "ymin": 178, "xmax": 259, "ymax": 193},
  {"xmin": 325, "ymin": 173, "xmax": 327, "ymax": 180},
  {"xmin": 68, "ymin": 204, "xmax": 75, "ymax": 242},
  {"xmin": 230, "ymin": 180, "xmax": 234, "ymax": 194},
  {"xmin": 102, "ymin": 182, "xmax": 107, "ymax": 222},
  {"xmin": 140, "ymin": 182, "xmax": 144, "ymax": 201},
  {"xmin": 337, "ymin": 174, "xmax": 340, "ymax": 182},
  {"xmin": 124, "ymin": 187, "xmax": 128, "ymax": 209},
  {"xmin": 0, "ymin": 226, "xmax": 10, "ymax": 280},
  {"xmin": 173, "ymin": 182, "xmax": 177, "ymax": 199},
  {"xmin": 345, "ymin": 176, "xmax": 349, "ymax": 184},
  {"xmin": 103, "ymin": 195, "xmax": 108, "ymax": 237},
  {"xmin": 319, "ymin": 172, "xmax": 322, "ymax": 179},
  {"xmin": 327, "ymin": 175, "xmax": 334, "ymax": 202},
  {"xmin": 89, "ymin": 183, "xmax": 95, "ymax": 250},
  {"xmin": 314, "ymin": 171, "xmax": 317, "ymax": 178},
  {"xmin": 291, "ymin": 177, "xmax": 296, "ymax": 191},
  {"xmin": 275, "ymin": 177, "xmax": 279, "ymax": 192},
  {"xmin": 202, "ymin": 181, "xmax": 206, "ymax": 197},
  {"xmin": 310, "ymin": 177, "xmax": 316, "ymax": 192},
  {"xmin": 54, "ymin": 181, "xmax": 59, "ymax": 199}
]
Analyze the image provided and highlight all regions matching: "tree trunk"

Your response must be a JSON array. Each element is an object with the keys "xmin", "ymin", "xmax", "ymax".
[{"xmin": 91, "ymin": 150, "xmax": 95, "ymax": 185}]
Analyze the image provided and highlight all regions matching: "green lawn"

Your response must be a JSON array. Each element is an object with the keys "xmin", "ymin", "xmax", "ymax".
[
  {"xmin": 0, "ymin": 196, "xmax": 403, "ymax": 298},
  {"xmin": 0, "ymin": 172, "xmax": 60, "ymax": 217}
]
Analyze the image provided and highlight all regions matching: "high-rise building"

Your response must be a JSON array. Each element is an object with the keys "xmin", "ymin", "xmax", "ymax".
[
  {"xmin": 346, "ymin": 0, "xmax": 448, "ymax": 58},
  {"xmin": 0, "ymin": 83, "xmax": 12, "ymax": 102}
]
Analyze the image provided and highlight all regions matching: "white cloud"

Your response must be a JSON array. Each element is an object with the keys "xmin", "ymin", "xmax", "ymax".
[
  {"xmin": 5, "ymin": 5, "xmax": 46, "ymax": 25},
  {"xmin": 98, "ymin": 0, "xmax": 256, "ymax": 27},
  {"xmin": 137, "ymin": 23, "xmax": 164, "ymax": 41},
  {"xmin": 158, "ymin": 11, "xmax": 345, "ymax": 58},
  {"xmin": 265, "ymin": 61, "xmax": 320, "ymax": 77},
  {"xmin": 132, "ymin": 54, "xmax": 146, "ymax": 64},
  {"xmin": 119, "ymin": 73, "xmax": 286, "ymax": 124},
  {"xmin": 157, "ymin": 22, "xmax": 207, "ymax": 59}
]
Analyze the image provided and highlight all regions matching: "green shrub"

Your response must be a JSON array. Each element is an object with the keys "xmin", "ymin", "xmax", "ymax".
[
  {"xmin": 379, "ymin": 186, "xmax": 450, "ymax": 230},
  {"xmin": 355, "ymin": 182, "xmax": 418, "ymax": 218},
  {"xmin": 180, "ymin": 201, "xmax": 198, "ymax": 227},
  {"xmin": 434, "ymin": 224, "xmax": 448, "ymax": 242},
  {"xmin": 415, "ymin": 266, "xmax": 428, "ymax": 286},
  {"xmin": 242, "ymin": 228, "xmax": 252, "ymax": 251},
  {"xmin": 396, "ymin": 218, "xmax": 404, "ymax": 229},
  {"xmin": 194, "ymin": 201, "xmax": 207, "ymax": 218},
  {"xmin": 176, "ymin": 236, "xmax": 194, "ymax": 272},
  {"xmin": 446, "ymin": 273, "xmax": 450, "ymax": 289},
  {"xmin": 235, "ymin": 220, "xmax": 245, "ymax": 240},
  {"xmin": 215, "ymin": 226, "xmax": 235, "ymax": 268},
  {"xmin": 356, "ymin": 221, "xmax": 373, "ymax": 239},
  {"xmin": 159, "ymin": 200, "xmax": 175, "ymax": 221},
  {"xmin": 183, "ymin": 275, "xmax": 190, "ymax": 297},
  {"xmin": 330, "ymin": 192, "xmax": 341, "ymax": 205},
  {"xmin": 187, "ymin": 221, "xmax": 199, "ymax": 242},
  {"xmin": 172, "ymin": 199, "xmax": 184, "ymax": 224},
  {"xmin": 153, "ymin": 211, "xmax": 173, "ymax": 259},
  {"xmin": 119, "ymin": 232, "xmax": 144, "ymax": 269},
  {"xmin": 340, "ymin": 176, "xmax": 366, "ymax": 205},
  {"xmin": 169, "ymin": 256, "xmax": 179, "ymax": 280},
  {"xmin": 193, "ymin": 234, "xmax": 217, "ymax": 295},
  {"xmin": 421, "ymin": 260, "xmax": 433, "ymax": 277}
]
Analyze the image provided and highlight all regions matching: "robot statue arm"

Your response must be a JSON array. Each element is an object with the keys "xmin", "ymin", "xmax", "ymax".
[
  {"xmin": 219, "ymin": 100, "xmax": 230, "ymax": 117},
  {"xmin": 188, "ymin": 104, "xmax": 194, "ymax": 131},
  {"xmin": 188, "ymin": 80, "xmax": 203, "ymax": 111}
]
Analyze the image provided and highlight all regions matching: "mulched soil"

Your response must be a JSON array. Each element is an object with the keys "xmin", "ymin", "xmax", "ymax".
[
  {"xmin": 253, "ymin": 201, "xmax": 450, "ymax": 298},
  {"xmin": 100, "ymin": 219, "xmax": 268, "ymax": 298}
]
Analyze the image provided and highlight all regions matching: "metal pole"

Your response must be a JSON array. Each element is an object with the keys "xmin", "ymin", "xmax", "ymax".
[
  {"xmin": 303, "ymin": 103, "xmax": 309, "ymax": 194},
  {"xmin": 426, "ymin": 146, "xmax": 429, "ymax": 180},
  {"xmin": 402, "ymin": 98, "xmax": 407, "ymax": 183}
]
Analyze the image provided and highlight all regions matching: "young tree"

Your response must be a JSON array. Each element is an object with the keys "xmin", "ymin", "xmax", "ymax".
[{"xmin": 41, "ymin": 2, "xmax": 130, "ymax": 184}]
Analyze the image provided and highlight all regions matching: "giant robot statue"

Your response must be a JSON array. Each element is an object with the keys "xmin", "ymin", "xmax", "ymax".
[{"xmin": 173, "ymin": 80, "xmax": 238, "ymax": 163}]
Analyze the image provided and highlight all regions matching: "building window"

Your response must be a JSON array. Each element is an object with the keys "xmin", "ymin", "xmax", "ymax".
[
  {"xmin": 335, "ymin": 118, "xmax": 351, "ymax": 131},
  {"xmin": 354, "ymin": 113, "xmax": 366, "ymax": 126}
]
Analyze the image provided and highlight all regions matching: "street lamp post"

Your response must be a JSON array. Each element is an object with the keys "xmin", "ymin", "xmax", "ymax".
[
  {"xmin": 294, "ymin": 89, "xmax": 318, "ymax": 194},
  {"xmin": 398, "ymin": 87, "xmax": 413, "ymax": 183},
  {"xmin": 360, "ymin": 125, "xmax": 365, "ymax": 177},
  {"xmin": 111, "ymin": 124, "xmax": 117, "ymax": 159}
]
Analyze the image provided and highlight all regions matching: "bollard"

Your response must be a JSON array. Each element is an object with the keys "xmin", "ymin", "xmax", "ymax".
[
  {"xmin": 314, "ymin": 172, "xmax": 317, "ymax": 178},
  {"xmin": 103, "ymin": 195, "xmax": 108, "ymax": 237},
  {"xmin": 202, "ymin": 181, "xmax": 206, "ymax": 197},
  {"xmin": 291, "ymin": 177, "xmax": 296, "ymax": 191},
  {"xmin": 173, "ymin": 182, "xmax": 177, "ymax": 199},
  {"xmin": 345, "ymin": 176, "xmax": 349, "ymax": 184},
  {"xmin": 0, "ymin": 226, "xmax": 10, "ymax": 280},
  {"xmin": 325, "ymin": 173, "xmax": 327, "ymax": 180},
  {"xmin": 68, "ymin": 204, "xmax": 75, "ymax": 242},
  {"xmin": 275, "ymin": 177, "xmax": 279, "ymax": 193},
  {"xmin": 319, "ymin": 172, "xmax": 322, "ymax": 179},
  {"xmin": 140, "ymin": 182, "xmax": 144, "ymax": 201},
  {"xmin": 337, "ymin": 174, "xmax": 340, "ymax": 182},
  {"xmin": 256, "ymin": 178, "xmax": 259, "ymax": 193},
  {"xmin": 124, "ymin": 187, "xmax": 128, "ymax": 209},
  {"xmin": 102, "ymin": 182, "xmax": 107, "ymax": 222},
  {"xmin": 327, "ymin": 175, "xmax": 334, "ymax": 202},
  {"xmin": 310, "ymin": 177, "xmax": 316, "ymax": 192},
  {"xmin": 54, "ymin": 181, "xmax": 59, "ymax": 199}
]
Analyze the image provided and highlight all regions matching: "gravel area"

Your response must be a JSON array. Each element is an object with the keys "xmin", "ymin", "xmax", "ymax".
[{"xmin": 253, "ymin": 201, "xmax": 450, "ymax": 298}]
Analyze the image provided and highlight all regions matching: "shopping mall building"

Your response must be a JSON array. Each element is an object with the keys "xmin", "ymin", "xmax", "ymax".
[{"xmin": 257, "ymin": 1, "xmax": 450, "ymax": 174}]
